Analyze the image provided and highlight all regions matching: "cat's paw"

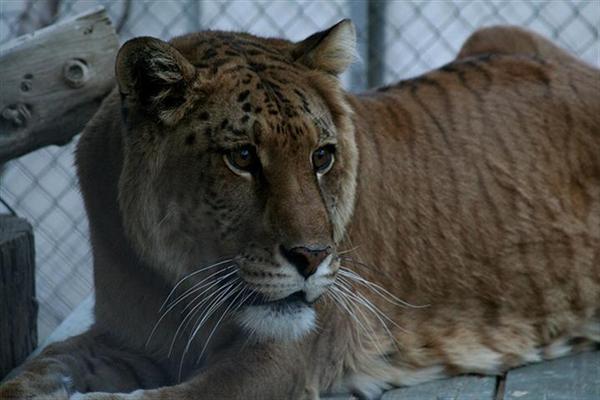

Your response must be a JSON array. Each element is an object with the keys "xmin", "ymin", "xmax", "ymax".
[{"xmin": 0, "ymin": 376, "xmax": 71, "ymax": 400}]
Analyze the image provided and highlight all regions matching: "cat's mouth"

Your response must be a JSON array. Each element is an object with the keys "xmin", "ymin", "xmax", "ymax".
[{"xmin": 247, "ymin": 290, "xmax": 312, "ymax": 310}]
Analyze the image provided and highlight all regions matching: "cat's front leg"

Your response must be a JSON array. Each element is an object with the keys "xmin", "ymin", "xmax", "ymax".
[{"xmin": 70, "ymin": 343, "xmax": 318, "ymax": 400}]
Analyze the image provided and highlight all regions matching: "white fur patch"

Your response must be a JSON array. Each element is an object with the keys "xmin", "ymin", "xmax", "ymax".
[
  {"xmin": 520, "ymin": 348, "xmax": 542, "ymax": 364},
  {"xmin": 450, "ymin": 347, "xmax": 503, "ymax": 374},
  {"xmin": 236, "ymin": 304, "xmax": 316, "ymax": 341},
  {"xmin": 304, "ymin": 254, "xmax": 335, "ymax": 302},
  {"xmin": 544, "ymin": 338, "xmax": 572, "ymax": 359},
  {"xmin": 390, "ymin": 365, "xmax": 446, "ymax": 387},
  {"xmin": 344, "ymin": 373, "xmax": 391, "ymax": 400}
]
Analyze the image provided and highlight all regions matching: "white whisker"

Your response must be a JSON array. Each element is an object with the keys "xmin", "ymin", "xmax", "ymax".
[
  {"xmin": 156, "ymin": 207, "xmax": 175, "ymax": 230},
  {"xmin": 339, "ymin": 265, "xmax": 428, "ymax": 309},
  {"xmin": 327, "ymin": 289, "xmax": 368, "ymax": 352},
  {"xmin": 145, "ymin": 269, "xmax": 238, "ymax": 348},
  {"xmin": 169, "ymin": 279, "xmax": 238, "ymax": 357},
  {"xmin": 160, "ymin": 258, "xmax": 234, "ymax": 312},
  {"xmin": 336, "ymin": 277, "xmax": 406, "ymax": 348},
  {"xmin": 331, "ymin": 283, "xmax": 387, "ymax": 357},
  {"xmin": 337, "ymin": 245, "xmax": 361, "ymax": 256},
  {"xmin": 239, "ymin": 292, "xmax": 260, "ymax": 350},
  {"xmin": 195, "ymin": 286, "xmax": 252, "ymax": 364},
  {"xmin": 176, "ymin": 269, "xmax": 238, "ymax": 314},
  {"xmin": 178, "ymin": 281, "xmax": 242, "ymax": 381}
]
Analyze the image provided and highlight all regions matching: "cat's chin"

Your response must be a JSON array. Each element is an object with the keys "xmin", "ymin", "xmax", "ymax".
[{"xmin": 236, "ymin": 301, "xmax": 316, "ymax": 342}]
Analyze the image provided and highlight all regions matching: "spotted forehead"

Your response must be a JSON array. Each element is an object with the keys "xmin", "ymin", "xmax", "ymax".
[{"xmin": 173, "ymin": 33, "xmax": 337, "ymax": 145}]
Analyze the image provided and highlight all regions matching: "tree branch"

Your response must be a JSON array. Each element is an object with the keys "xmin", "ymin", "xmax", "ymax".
[{"xmin": 0, "ymin": 7, "xmax": 118, "ymax": 164}]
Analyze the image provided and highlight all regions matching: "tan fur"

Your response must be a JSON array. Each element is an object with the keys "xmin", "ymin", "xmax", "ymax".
[{"xmin": 1, "ymin": 23, "xmax": 599, "ymax": 400}]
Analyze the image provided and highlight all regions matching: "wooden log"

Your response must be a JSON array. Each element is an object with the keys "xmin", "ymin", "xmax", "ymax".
[
  {"xmin": 0, "ymin": 215, "xmax": 37, "ymax": 381},
  {"xmin": 0, "ymin": 6, "xmax": 118, "ymax": 164}
]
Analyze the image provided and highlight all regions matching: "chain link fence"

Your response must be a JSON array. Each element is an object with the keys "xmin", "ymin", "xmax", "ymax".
[{"xmin": 1, "ymin": 0, "xmax": 598, "ymax": 340}]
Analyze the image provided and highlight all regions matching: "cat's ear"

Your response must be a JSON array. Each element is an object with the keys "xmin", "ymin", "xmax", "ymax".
[
  {"xmin": 116, "ymin": 37, "xmax": 197, "ymax": 125},
  {"xmin": 292, "ymin": 19, "xmax": 357, "ymax": 75}
]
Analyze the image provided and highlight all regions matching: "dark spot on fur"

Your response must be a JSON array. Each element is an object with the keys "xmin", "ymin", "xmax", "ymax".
[
  {"xmin": 254, "ymin": 123, "xmax": 262, "ymax": 145},
  {"xmin": 249, "ymin": 63, "xmax": 267, "ymax": 72},
  {"xmin": 284, "ymin": 106, "xmax": 298, "ymax": 118},
  {"xmin": 241, "ymin": 115, "xmax": 250, "ymax": 123},
  {"xmin": 212, "ymin": 58, "xmax": 229, "ymax": 69},
  {"xmin": 203, "ymin": 48, "xmax": 218, "ymax": 59},
  {"xmin": 293, "ymin": 89, "xmax": 306, "ymax": 100},
  {"xmin": 199, "ymin": 112, "xmax": 210, "ymax": 121},
  {"xmin": 255, "ymin": 106, "xmax": 263, "ymax": 114},
  {"xmin": 242, "ymin": 103, "xmax": 252, "ymax": 112},
  {"xmin": 185, "ymin": 134, "xmax": 196, "ymax": 145},
  {"xmin": 265, "ymin": 80, "xmax": 281, "ymax": 90},
  {"xmin": 221, "ymin": 119, "xmax": 229, "ymax": 129},
  {"xmin": 269, "ymin": 110, "xmax": 278, "ymax": 115},
  {"xmin": 238, "ymin": 90, "xmax": 250, "ymax": 102}
]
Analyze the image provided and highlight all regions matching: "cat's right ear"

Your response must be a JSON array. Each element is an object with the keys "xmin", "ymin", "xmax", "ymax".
[{"xmin": 115, "ymin": 37, "xmax": 197, "ymax": 125}]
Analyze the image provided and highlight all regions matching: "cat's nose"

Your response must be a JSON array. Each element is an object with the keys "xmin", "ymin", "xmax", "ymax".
[{"xmin": 280, "ymin": 245, "xmax": 332, "ymax": 278}]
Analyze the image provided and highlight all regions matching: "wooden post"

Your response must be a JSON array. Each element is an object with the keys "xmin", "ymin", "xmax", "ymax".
[
  {"xmin": 0, "ymin": 215, "xmax": 36, "ymax": 381},
  {"xmin": 0, "ymin": 6, "xmax": 119, "ymax": 164},
  {"xmin": 367, "ymin": 0, "xmax": 386, "ymax": 88}
]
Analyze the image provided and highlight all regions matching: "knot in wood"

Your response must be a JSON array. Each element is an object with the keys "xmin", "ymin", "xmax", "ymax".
[
  {"xmin": 63, "ymin": 59, "xmax": 90, "ymax": 88},
  {"xmin": 1, "ymin": 103, "xmax": 31, "ymax": 127}
]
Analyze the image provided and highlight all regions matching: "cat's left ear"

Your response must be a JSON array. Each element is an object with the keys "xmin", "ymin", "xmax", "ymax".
[
  {"xmin": 292, "ymin": 19, "xmax": 357, "ymax": 75},
  {"xmin": 116, "ymin": 37, "xmax": 198, "ymax": 125}
]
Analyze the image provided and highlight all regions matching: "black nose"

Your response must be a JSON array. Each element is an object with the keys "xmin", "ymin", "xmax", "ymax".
[{"xmin": 281, "ymin": 245, "xmax": 332, "ymax": 278}]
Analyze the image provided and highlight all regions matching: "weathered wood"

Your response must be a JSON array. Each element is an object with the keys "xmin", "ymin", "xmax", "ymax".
[
  {"xmin": 0, "ymin": 215, "xmax": 36, "ymax": 381},
  {"xmin": 381, "ymin": 375, "xmax": 498, "ymax": 400},
  {"xmin": 1, "ymin": 294, "xmax": 95, "ymax": 383},
  {"xmin": 502, "ymin": 351, "xmax": 600, "ymax": 400},
  {"xmin": 0, "ymin": 6, "xmax": 118, "ymax": 164}
]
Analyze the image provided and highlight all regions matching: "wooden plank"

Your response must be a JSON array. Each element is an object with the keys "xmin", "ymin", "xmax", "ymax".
[
  {"xmin": 1, "ymin": 294, "xmax": 94, "ymax": 384},
  {"xmin": 0, "ymin": 215, "xmax": 36, "ymax": 381},
  {"xmin": 503, "ymin": 351, "xmax": 600, "ymax": 400},
  {"xmin": 0, "ymin": 6, "xmax": 118, "ymax": 163},
  {"xmin": 382, "ymin": 375, "xmax": 498, "ymax": 400}
]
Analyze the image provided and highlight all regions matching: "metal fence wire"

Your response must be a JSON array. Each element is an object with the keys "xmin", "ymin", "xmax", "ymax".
[{"xmin": 0, "ymin": 0, "xmax": 598, "ymax": 340}]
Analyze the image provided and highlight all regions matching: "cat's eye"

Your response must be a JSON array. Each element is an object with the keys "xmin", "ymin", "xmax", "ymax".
[
  {"xmin": 312, "ymin": 145, "xmax": 335, "ymax": 174},
  {"xmin": 224, "ymin": 145, "xmax": 259, "ymax": 175}
]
